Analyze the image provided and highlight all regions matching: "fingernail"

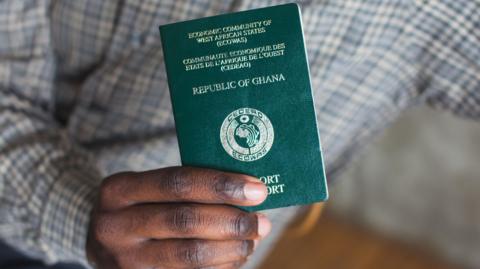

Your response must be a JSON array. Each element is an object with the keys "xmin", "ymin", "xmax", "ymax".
[
  {"xmin": 253, "ymin": 239, "xmax": 260, "ymax": 250},
  {"xmin": 245, "ymin": 175, "xmax": 262, "ymax": 183},
  {"xmin": 257, "ymin": 214, "xmax": 271, "ymax": 238},
  {"xmin": 244, "ymin": 183, "xmax": 267, "ymax": 201}
]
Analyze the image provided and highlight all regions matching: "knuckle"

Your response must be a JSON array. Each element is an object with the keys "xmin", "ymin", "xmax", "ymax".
[
  {"xmin": 99, "ymin": 178, "xmax": 115, "ymax": 200},
  {"xmin": 166, "ymin": 168, "xmax": 194, "ymax": 198},
  {"xmin": 169, "ymin": 205, "xmax": 201, "ymax": 233},
  {"xmin": 213, "ymin": 173, "xmax": 244, "ymax": 200},
  {"xmin": 92, "ymin": 214, "xmax": 116, "ymax": 244},
  {"xmin": 100, "ymin": 172, "xmax": 135, "ymax": 200},
  {"xmin": 122, "ymin": 208, "xmax": 149, "ymax": 234},
  {"xmin": 177, "ymin": 240, "xmax": 211, "ymax": 266},
  {"xmin": 232, "ymin": 213, "xmax": 256, "ymax": 237}
]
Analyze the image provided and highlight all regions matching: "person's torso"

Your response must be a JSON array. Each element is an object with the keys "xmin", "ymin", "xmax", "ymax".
[{"xmin": 50, "ymin": 0, "xmax": 442, "ymax": 175}]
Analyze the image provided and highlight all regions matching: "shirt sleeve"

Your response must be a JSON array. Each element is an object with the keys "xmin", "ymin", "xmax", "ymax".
[
  {"xmin": 415, "ymin": 0, "xmax": 480, "ymax": 119},
  {"xmin": 0, "ymin": 1, "xmax": 101, "ymax": 266}
]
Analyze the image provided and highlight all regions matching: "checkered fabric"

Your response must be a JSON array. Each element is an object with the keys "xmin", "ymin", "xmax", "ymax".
[{"xmin": 1, "ymin": 0, "xmax": 479, "ymax": 268}]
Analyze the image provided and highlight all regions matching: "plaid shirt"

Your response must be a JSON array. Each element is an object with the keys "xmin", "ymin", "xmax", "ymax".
[{"xmin": 1, "ymin": 0, "xmax": 479, "ymax": 267}]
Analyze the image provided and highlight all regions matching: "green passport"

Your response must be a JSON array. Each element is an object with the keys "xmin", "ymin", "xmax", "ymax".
[{"xmin": 159, "ymin": 3, "xmax": 328, "ymax": 211}]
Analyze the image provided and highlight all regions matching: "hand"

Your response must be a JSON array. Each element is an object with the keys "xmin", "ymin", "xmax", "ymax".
[{"xmin": 87, "ymin": 166, "xmax": 271, "ymax": 269}]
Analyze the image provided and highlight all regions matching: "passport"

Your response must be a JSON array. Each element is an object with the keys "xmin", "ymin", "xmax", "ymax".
[{"xmin": 159, "ymin": 3, "xmax": 328, "ymax": 211}]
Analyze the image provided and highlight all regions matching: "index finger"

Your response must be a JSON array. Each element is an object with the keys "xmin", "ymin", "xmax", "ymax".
[{"xmin": 100, "ymin": 166, "xmax": 267, "ymax": 210}]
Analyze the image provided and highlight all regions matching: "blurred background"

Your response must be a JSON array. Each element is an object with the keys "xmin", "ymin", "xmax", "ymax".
[{"xmin": 261, "ymin": 106, "xmax": 480, "ymax": 269}]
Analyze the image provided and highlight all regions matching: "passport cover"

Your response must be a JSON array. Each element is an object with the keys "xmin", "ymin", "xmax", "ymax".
[{"xmin": 159, "ymin": 3, "xmax": 328, "ymax": 211}]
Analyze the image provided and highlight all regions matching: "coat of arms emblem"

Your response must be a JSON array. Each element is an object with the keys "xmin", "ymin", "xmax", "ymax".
[{"xmin": 220, "ymin": 108, "xmax": 274, "ymax": 162}]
